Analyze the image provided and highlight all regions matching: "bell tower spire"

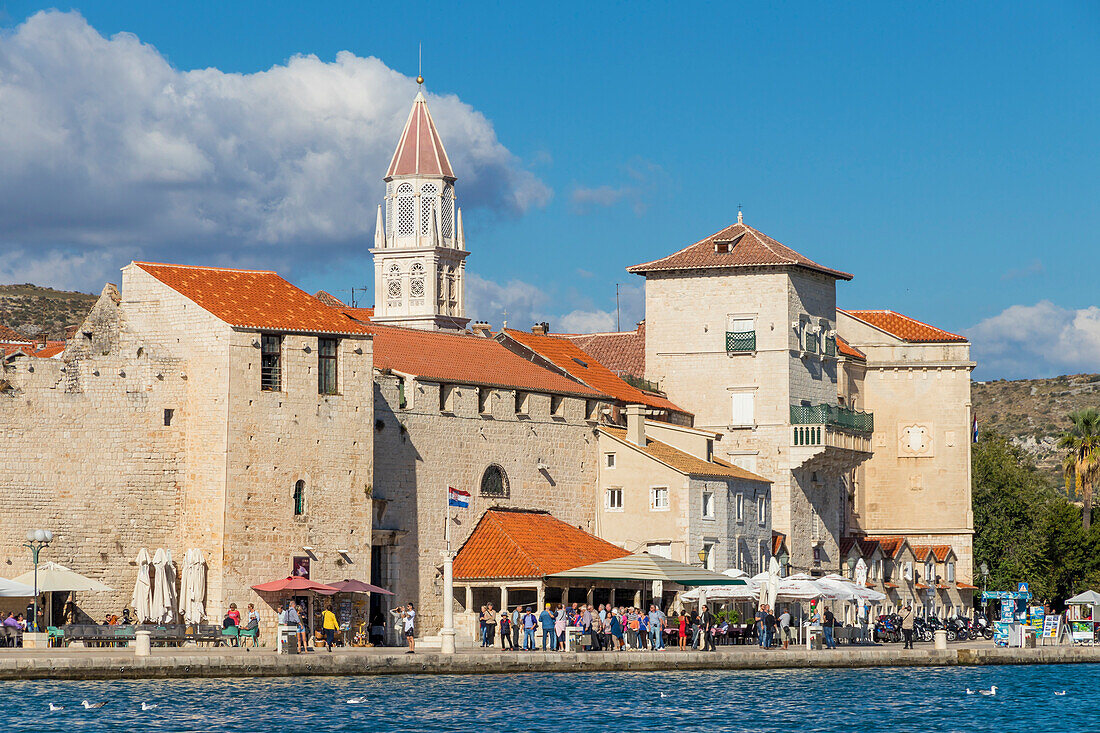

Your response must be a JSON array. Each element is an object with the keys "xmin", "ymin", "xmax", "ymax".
[{"xmin": 370, "ymin": 81, "xmax": 469, "ymax": 332}]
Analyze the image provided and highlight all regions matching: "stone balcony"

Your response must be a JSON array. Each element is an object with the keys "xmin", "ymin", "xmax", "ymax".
[{"xmin": 790, "ymin": 404, "xmax": 873, "ymax": 472}]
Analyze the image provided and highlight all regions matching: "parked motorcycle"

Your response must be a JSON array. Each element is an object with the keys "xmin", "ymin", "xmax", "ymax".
[
  {"xmin": 874, "ymin": 614, "xmax": 901, "ymax": 643},
  {"xmin": 973, "ymin": 615, "xmax": 994, "ymax": 640}
]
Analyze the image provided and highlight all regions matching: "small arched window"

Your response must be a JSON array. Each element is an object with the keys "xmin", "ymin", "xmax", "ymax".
[
  {"xmin": 480, "ymin": 464, "xmax": 509, "ymax": 498},
  {"xmin": 293, "ymin": 480, "xmax": 306, "ymax": 516},
  {"xmin": 421, "ymin": 183, "xmax": 438, "ymax": 235}
]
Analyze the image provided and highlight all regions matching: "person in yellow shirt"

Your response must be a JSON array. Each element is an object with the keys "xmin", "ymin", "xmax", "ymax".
[{"xmin": 321, "ymin": 604, "xmax": 339, "ymax": 652}]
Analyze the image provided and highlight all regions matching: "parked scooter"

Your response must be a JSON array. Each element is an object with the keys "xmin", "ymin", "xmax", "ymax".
[{"xmin": 973, "ymin": 615, "xmax": 994, "ymax": 640}]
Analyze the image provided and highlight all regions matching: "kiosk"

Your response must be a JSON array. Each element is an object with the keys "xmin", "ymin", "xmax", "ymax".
[{"xmin": 982, "ymin": 589, "xmax": 1032, "ymax": 647}]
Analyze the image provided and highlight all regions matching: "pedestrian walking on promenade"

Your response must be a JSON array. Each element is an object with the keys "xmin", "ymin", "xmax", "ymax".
[
  {"xmin": 555, "ymin": 605, "xmax": 568, "ymax": 650},
  {"xmin": 701, "ymin": 606, "xmax": 716, "ymax": 651},
  {"xmin": 764, "ymin": 607, "xmax": 777, "ymax": 649},
  {"xmin": 689, "ymin": 610, "xmax": 701, "ymax": 649},
  {"xmin": 648, "ymin": 604, "xmax": 666, "ymax": 650},
  {"xmin": 859, "ymin": 601, "xmax": 870, "ymax": 644},
  {"xmin": 485, "ymin": 602, "xmax": 497, "ymax": 646},
  {"xmin": 523, "ymin": 607, "xmax": 537, "ymax": 650},
  {"xmin": 779, "ymin": 609, "xmax": 792, "ymax": 650},
  {"xmin": 511, "ymin": 606, "xmax": 522, "ymax": 649},
  {"xmin": 478, "ymin": 605, "xmax": 488, "ymax": 647},
  {"xmin": 756, "ymin": 605, "xmax": 767, "ymax": 647},
  {"xmin": 294, "ymin": 602, "xmax": 309, "ymax": 653},
  {"xmin": 678, "ymin": 611, "xmax": 687, "ymax": 650},
  {"xmin": 637, "ymin": 611, "xmax": 649, "ymax": 650},
  {"xmin": 540, "ymin": 604, "xmax": 555, "ymax": 650},
  {"xmin": 403, "ymin": 603, "xmax": 416, "ymax": 654},
  {"xmin": 321, "ymin": 603, "xmax": 339, "ymax": 652},
  {"xmin": 823, "ymin": 608, "xmax": 837, "ymax": 649},
  {"xmin": 499, "ymin": 610, "xmax": 513, "ymax": 650},
  {"xmin": 900, "ymin": 603, "xmax": 915, "ymax": 649},
  {"xmin": 610, "ymin": 608, "xmax": 624, "ymax": 650}
]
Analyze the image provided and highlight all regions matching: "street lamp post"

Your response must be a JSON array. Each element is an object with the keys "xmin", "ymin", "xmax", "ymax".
[{"xmin": 22, "ymin": 529, "xmax": 53, "ymax": 632}]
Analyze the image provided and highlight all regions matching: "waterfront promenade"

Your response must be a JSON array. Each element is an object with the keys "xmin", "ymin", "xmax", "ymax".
[{"xmin": 2, "ymin": 642, "xmax": 1098, "ymax": 681}]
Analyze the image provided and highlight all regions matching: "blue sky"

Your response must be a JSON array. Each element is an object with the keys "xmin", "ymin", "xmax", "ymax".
[{"xmin": 0, "ymin": 2, "xmax": 1097, "ymax": 379}]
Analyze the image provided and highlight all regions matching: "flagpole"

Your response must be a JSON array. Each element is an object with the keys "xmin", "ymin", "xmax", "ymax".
[{"xmin": 440, "ymin": 485, "xmax": 456, "ymax": 654}]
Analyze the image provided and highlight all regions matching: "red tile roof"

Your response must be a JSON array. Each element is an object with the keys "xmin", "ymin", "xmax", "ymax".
[
  {"xmin": 561, "ymin": 323, "xmax": 645, "ymax": 377},
  {"xmin": 33, "ymin": 344, "xmax": 65, "ymax": 359},
  {"xmin": 956, "ymin": 583, "xmax": 978, "ymax": 590},
  {"xmin": 0, "ymin": 325, "xmax": 31, "ymax": 344},
  {"xmin": 134, "ymin": 263, "xmax": 369, "ymax": 336},
  {"xmin": 839, "ymin": 309, "xmax": 967, "ymax": 343},
  {"xmin": 453, "ymin": 509, "xmax": 629, "ymax": 581},
  {"xmin": 840, "ymin": 536, "xmax": 880, "ymax": 558},
  {"xmin": 314, "ymin": 290, "xmax": 345, "ymax": 307},
  {"xmin": 385, "ymin": 92, "xmax": 455, "ymax": 179},
  {"xmin": 501, "ymin": 329, "xmax": 687, "ymax": 416},
  {"xmin": 627, "ymin": 222, "xmax": 853, "ymax": 280},
  {"xmin": 836, "ymin": 335, "xmax": 866, "ymax": 360},
  {"xmin": 865, "ymin": 536, "xmax": 907, "ymax": 560},
  {"xmin": 600, "ymin": 426, "xmax": 770, "ymax": 482},
  {"xmin": 366, "ymin": 323, "xmax": 605, "ymax": 397}
]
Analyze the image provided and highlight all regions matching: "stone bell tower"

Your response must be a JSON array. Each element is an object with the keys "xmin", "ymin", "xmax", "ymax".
[{"xmin": 370, "ymin": 85, "xmax": 469, "ymax": 331}]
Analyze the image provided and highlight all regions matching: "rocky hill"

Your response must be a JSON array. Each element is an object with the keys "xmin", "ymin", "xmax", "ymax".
[
  {"xmin": 972, "ymin": 374, "xmax": 1100, "ymax": 491},
  {"xmin": 0, "ymin": 283, "xmax": 97, "ymax": 340}
]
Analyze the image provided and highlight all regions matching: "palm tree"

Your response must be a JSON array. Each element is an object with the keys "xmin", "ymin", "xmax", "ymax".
[{"xmin": 1059, "ymin": 408, "xmax": 1100, "ymax": 531}]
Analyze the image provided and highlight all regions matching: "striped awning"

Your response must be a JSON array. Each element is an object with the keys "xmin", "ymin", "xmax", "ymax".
[{"xmin": 546, "ymin": 552, "xmax": 746, "ymax": 587}]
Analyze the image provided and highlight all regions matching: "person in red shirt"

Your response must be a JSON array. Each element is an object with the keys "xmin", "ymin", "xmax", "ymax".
[{"xmin": 227, "ymin": 603, "xmax": 241, "ymax": 626}]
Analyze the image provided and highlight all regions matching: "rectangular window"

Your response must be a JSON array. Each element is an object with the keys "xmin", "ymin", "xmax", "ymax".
[
  {"xmin": 757, "ymin": 495, "xmax": 767, "ymax": 526},
  {"xmin": 478, "ymin": 387, "xmax": 491, "ymax": 414},
  {"xmin": 163, "ymin": 408, "xmax": 173, "ymax": 427},
  {"xmin": 585, "ymin": 399, "xmax": 599, "ymax": 421},
  {"xmin": 873, "ymin": 560, "xmax": 881, "ymax": 581},
  {"xmin": 702, "ymin": 491, "xmax": 714, "ymax": 519},
  {"xmin": 606, "ymin": 487, "xmax": 623, "ymax": 511},
  {"xmin": 515, "ymin": 390, "xmax": 529, "ymax": 415},
  {"xmin": 439, "ymin": 383, "xmax": 455, "ymax": 413},
  {"xmin": 903, "ymin": 562, "xmax": 913, "ymax": 581},
  {"xmin": 397, "ymin": 377, "xmax": 408, "ymax": 409},
  {"xmin": 604, "ymin": 453, "xmax": 616, "ymax": 469},
  {"xmin": 730, "ymin": 391, "xmax": 754, "ymax": 427},
  {"xmin": 550, "ymin": 394, "xmax": 565, "ymax": 418},
  {"xmin": 759, "ymin": 541, "xmax": 768, "ymax": 575},
  {"xmin": 650, "ymin": 487, "xmax": 669, "ymax": 511},
  {"xmin": 735, "ymin": 493, "xmax": 744, "ymax": 522},
  {"xmin": 947, "ymin": 562, "xmax": 956, "ymax": 583},
  {"xmin": 726, "ymin": 315, "xmax": 756, "ymax": 353},
  {"xmin": 260, "ymin": 334, "xmax": 282, "ymax": 391},
  {"xmin": 702, "ymin": 542, "xmax": 715, "ymax": 571},
  {"xmin": 317, "ymin": 337, "xmax": 338, "ymax": 395}
]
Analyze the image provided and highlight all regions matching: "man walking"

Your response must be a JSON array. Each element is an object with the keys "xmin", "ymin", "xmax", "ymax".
[
  {"xmin": 511, "ymin": 606, "xmax": 522, "ymax": 649},
  {"xmin": 648, "ymin": 604, "xmax": 666, "ymax": 650},
  {"xmin": 539, "ymin": 603, "xmax": 556, "ymax": 651},
  {"xmin": 764, "ymin": 606, "xmax": 777, "ymax": 649},
  {"xmin": 701, "ymin": 605, "xmax": 716, "ymax": 651},
  {"xmin": 778, "ymin": 608, "xmax": 792, "ymax": 650},
  {"xmin": 403, "ymin": 603, "xmax": 416, "ymax": 654},
  {"xmin": 823, "ymin": 608, "xmax": 837, "ymax": 649},
  {"xmin": 523, "ymin": 607, "xmax": 537, "ymax": 650},
  {"xmin": 756, "ymin": 605, "xmax": 767, "ymax": 647},
  {"xmin": 900, "ymin": 602, "xmax": 915, "ymax": 649}
]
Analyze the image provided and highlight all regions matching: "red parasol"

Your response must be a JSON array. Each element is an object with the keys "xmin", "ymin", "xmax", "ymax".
[
  {"xmin": 251, "ymin": 576, "xmax": 339, "ymax": 594},
  {"xmin": 326, "ymin": 579, "xmax": 394, "ymax": 595}
]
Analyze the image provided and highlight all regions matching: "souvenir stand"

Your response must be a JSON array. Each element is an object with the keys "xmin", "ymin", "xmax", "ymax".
[
  {"xmin": 982, "ymin": 589, "xmax": 1031, "ymax": 647},
  {"xmin": 1065, "ymin": 590, "xmax": 1100, "ymax": 645}
]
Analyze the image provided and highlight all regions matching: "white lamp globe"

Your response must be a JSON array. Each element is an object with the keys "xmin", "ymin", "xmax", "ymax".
[
  {"xmin": 25, "ymin": 530, "xmax": 35, "ymax": 542},
  {"xmin": 43, "ymin": 530, "xmax": 53, "ymax": 542}
]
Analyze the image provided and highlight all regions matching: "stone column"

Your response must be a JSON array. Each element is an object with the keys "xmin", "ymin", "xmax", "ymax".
[
  {"xmin": 501, "ymin": 586, "xmax": 509, "ymax": 612},
  {"xmin": 536, "ymin": 583, "xmax": 545, "ymax": 612},
  {"xmin": 465, "ymin": 585, "xmax": 473, "ymax": 612},
  {"xmin": 609, "ymin": 588, "xmax": 616, "ymax": 608},
  {"xmin": 586, "ymin": 587, "xmax": 594, "ymax": 607}
]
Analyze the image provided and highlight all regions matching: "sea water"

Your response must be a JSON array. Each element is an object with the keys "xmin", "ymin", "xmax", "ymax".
[{"xmin": 1, "ymin": 664, "xmax": 1097, "ymax": 732}]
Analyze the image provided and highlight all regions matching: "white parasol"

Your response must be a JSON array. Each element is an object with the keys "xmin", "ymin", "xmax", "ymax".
[
  {"xmin": 855, "ymin": 557, "xmax": 868, "ymax": 587},
  {"xmin": 765, "ymin": 557, "xmax": 781, "ymax": 610},
  {"xmin": 131, "ymin": 548, "xmax": 153, "ymax": 623},
  {"xmin": 180, "ymin": 549, "xmax": 207, "ymax": 625},
  {"xmin": 151, "ymin": 548, "xmax": 179, "ymax": 624}
]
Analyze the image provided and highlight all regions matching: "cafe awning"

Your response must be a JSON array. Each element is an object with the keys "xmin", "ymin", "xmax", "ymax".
[
  {"xmin": 546, "ymin": 552, "xmax": 747, "ymax": 586},
  {"xmin": 0, "ymin": 577, "xmax": 37, "ymax": 597},
  {"xmin": 12, "ymin": 561, "xmax": 114, "ymax": 593}
]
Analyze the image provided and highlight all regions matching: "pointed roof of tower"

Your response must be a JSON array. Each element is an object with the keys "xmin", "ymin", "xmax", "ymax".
[{"xmin": 386, "ymin": 91, "xmax": 455, "ymax": 179}]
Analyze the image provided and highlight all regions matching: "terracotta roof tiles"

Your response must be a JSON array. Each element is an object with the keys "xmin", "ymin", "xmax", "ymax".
[
  {"xmin": 561, "ymin": 323, "xmax": 645, "ymax": 377},
  {"xmin": 600, "ymin": 426, "xmax": 770, "ymax": 482},
  {"xmin": 627, "ymin": 222, "xmax": 853, "ymax": 280},
  {"xmin": 836, "ymin": 335, "xmax": 866, "ymax": 360},
  {"xmin": 453, "ymin": 509, "xmax": 629, "ymax": 581},
  {"xmin": 0, "ymin": 325, "xmax": 31, "ymax": 344},
  {"xmin": 366, "ymin": 323, "xmax": 604, "ymax": 398},
  {"xmin": 839, "ymin": 309, "xmax": 967, "ymax": 343},
  {"xmin": 501, "ymin": 329, "xmax": 687, "ymax": 415},
  {"xmin": 133, "ymin": 263, "xmax": 368, "ymax": 336}
]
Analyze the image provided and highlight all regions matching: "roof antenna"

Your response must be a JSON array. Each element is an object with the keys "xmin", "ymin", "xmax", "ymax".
[
  {"xmin": 737, "ymin": 203, "xmax": 743, "ymax": 225},
  {"xmin": 416, "ymin": 43, "xmax": 424, "ymax": 86}
]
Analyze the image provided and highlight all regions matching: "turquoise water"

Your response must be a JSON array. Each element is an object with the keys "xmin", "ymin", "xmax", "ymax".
[{"xmin": 1, "ymin": 665, "xmax": 1097, "ymax": 731}]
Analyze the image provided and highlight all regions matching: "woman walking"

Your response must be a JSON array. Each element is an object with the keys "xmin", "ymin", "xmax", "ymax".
[
  {"xmin": 499, "ymin": 609, "xmax": 514, "ymax": 650},
  {"xmin": 555, "ymin": 605, "xmax": 568, "ymax": 650},
  {"xmin": 678, "ymin": 611, "xmax": 688, "ymax": 650}
]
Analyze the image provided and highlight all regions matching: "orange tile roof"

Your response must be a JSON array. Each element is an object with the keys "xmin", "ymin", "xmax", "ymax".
[
  {"xmin": 911, "ymin": 545, "xmax": 933, "ymax": 562},
  {"xmin": 836, "ymin": 335, "xmax": 866, "ymax": 360},
  {"xmin": 561, "ymin": 322, "xmax": 645, "ymax": 377},
  {"xmin": 914, "ymin": 583, "xmax": 930, "ymax": 590},
  {"xmin": 33, "ymin": 344, "xmax": 65, "ymax": 359},
  {"xmin": 314, "ymin": 290, "xmax": 345, "ymax": 306},
  {"xmin": 840, "ymin": 536, "xmax": 880, "ymax": 558},
  {"xmin": 314, "ymin": 291, "xmax": 375, "ymax": 323},
  {"xmin": 883, "ymin": 582, "xmax": 898, "ymax": 589},
  {"xmin": 865, "ymin": 536, "xmax": 907, "ymax": 560},
  {"xmin": 931, "ymin": 545, "xmax": 954, "ymax": 562},
  {"xmin": 453, "ymin": 509, "xmax": 629, "ymax": 581},
  {"xmin": 600, "ymin": 426, "xmax": 770, "ymax": 482},
  {"xmin": 628, "ymin": 222, "xmax": 853, "ymax": 280},
  {"xmin": 0, "ymin": 324, "xmax": 31, "ymax": 344},
  {"xmin": 956, "ymin": 583, "xmax": 978, "ymax": 590},
  {"xmin": 367, "ymin": 323, "xmax": 605, "ymax": 397},
  {"xmin": 839, "ymin": 309, "xmax": 967, "ymax": 343},
  {"xmin": 501, "ymin": 329, "xmax": 688, "ymax": 416},
  {"xmin": 133, "ymin": 263, "xmax": 369, "ymax": 336}
]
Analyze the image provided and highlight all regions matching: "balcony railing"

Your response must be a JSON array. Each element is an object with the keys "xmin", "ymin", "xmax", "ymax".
[
  {"xmin": 726, "ymin": 330, "xmax": 756, "ymax": 353},
  {"xmin": 790, "ymin": 403, "xmax": 874, "ymax": 433}
]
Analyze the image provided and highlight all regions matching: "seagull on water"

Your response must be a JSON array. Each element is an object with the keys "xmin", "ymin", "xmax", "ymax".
[
  {"xmin": 659, "ymin": 692, "xmax": 667, "ymax": 698},
  {"xmin": 48, "ymin": 703, "xmax": 64, "ymax": 711},
  {"xmin": 82, "ymin": 700, "xmax": 108, "ymax": 709},
  {"xmin": 979, "ymin": 686, "xmax": 998, "ymax": 696},
  {"xmin": 141, "ymin": 702, "xmax": 158, "ymax": 711},
  {"xmin": 1055, "ymin": 691, "xmax": 1066, "ymax": 696},
  {"xmin": 347, "ymin": 697, "xmax": 367, "ymax": 704},
  {"xmin": 966, "ymin": 688, "xmax": 974, "ymax": 695}
]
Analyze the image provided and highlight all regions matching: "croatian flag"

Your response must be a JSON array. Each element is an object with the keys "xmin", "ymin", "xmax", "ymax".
[
  {"xmin": 972, "ymin": 415, "xmax": 979, "ymax": 443},
  {"xmin": 448, "ymin": 487, "xmax": 470, "ymax": 508}
]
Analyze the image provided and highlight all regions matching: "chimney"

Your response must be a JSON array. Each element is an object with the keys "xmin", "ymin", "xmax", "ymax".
[
  {"xmin": 471, "ymin": 321, "xmax": 492, "ymax": 337},
  {"xmin": 532, "ymin": 322, "xmax": 549, "ymax": 335},
  {"xmin": 626, "ymin": 404, "xmax": 645, "ymax": 446},
  {"xmin": 36, "ymin": 330, "xmax": 48, "ymax": 349}
]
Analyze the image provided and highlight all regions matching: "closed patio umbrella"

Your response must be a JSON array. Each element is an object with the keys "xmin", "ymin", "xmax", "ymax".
[
  {"xmin": 151, "ymin": 548, "xmax": 178, "ymax": 624},
  {"xmin": 131, "ymin": 549, "xmax": 153, "ymax": 623},
  {"xmin": 180, "ymin": 549, "xmax": 207, "ymax": 624},
  {"xmin": 765, "ymin": 557, "xmax": 781, "ymax": 610}
]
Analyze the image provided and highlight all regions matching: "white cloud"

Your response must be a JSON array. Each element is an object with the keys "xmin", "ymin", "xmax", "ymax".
[
  {"xmin": 1001, "ymin": 259, "xmax": 1045, "ymax": 281},
  {"xmin": 570, "ymin": 158, "xmax": 665, "ymax": 216},
  {"xmin": 0, "ymin": 11, "xmax": 550, "ymax": 290},
  {"xmin": 557, "ymin": 310, "xmax": 616, "ymax": 334},
  {"xmin": 967, "ymin": 301, "xmax": 1100, "ymax": 379}
]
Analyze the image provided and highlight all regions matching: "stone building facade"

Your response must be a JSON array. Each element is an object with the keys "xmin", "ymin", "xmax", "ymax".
[{"xmin": 0, "ymin": 263, "xmax": 375, "ymax": 628}]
